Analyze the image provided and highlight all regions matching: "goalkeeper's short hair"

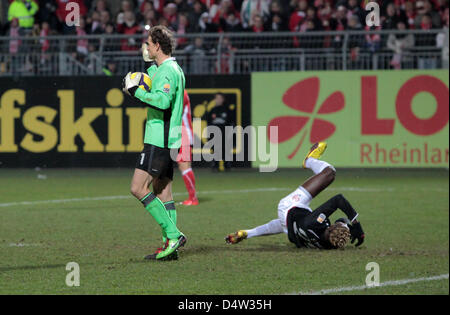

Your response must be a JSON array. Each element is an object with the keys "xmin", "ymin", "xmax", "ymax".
[
  {"xmin": 328, "ymin": 223, "xmax": 351, "ymax": 249},
  {"xmin": 148, "ymin": 25, "xmax": 175, "ymax": 56}
]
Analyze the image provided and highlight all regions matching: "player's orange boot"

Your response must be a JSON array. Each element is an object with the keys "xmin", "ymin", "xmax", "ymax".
[
  {"xmin": 302, "ymin": 142, "xmax": 327, "ymax": 168},
  {"xmin": 182, "ymin": 198, "xmax": 199, "ymax": 206},
  {"xmin": 225, "ymin": 230, "xmax": 247, "ymax": 244}
]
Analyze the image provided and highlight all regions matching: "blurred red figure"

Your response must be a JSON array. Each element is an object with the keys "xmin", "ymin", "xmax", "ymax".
[
  {"xmin": 216, "ymin": 36, "xmax": 236, "ymax": 73},
  {"xmin": 8, "ymin": 17, "xmax": 21, "ymax": 55},
  {"xmin": 211, "ymin": 0, "xmax": 240, "ymax": 26},
  {"xmin": 404, "ymin": 1, "xmax": 417, "ymax": 29},
  {"xmin": 251, "ymin": 14, "xmax": 265, "ymax": 32},
  {"xmin": 174, "ymin": 13, "xmax": 189, "ymax": 48},
  {"xmin": 40, "ymin": 21, "xmax": 50, "ymax": 52},
  {"xmin": 163, "ymin": 2, "xmax": 178, "ymax": 26},
  {"xmin": 152, "ymin": 0, "xmax": 167, "ymax": 15},
  {"xmin": 117, "ymin": 12, "xmax": 141, "ymax": 51},
  {"xmin": 289, "ymin": 0, "xmax": 308, "ymax": 32},
  {"xmin": 177, "ymin": 91, "xmax": 198, "ymax": 206}
]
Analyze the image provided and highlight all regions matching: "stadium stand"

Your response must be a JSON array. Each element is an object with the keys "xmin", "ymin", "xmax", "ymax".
[{"xmin": 0, "ymin": 0, "xmax": 448, "ymax": 75}]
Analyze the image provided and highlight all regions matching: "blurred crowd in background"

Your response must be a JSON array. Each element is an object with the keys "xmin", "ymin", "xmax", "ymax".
[
  {"xmin": 0, "ymin": 0, "xmax": 448, "ymax": 75},
  {"xmin": 1, "ymin": 0, "xmax": 449, "ymax": 41}
]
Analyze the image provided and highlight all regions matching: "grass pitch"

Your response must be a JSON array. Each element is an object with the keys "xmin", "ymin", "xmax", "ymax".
[{"xmin": 0, "ymin": 168, "xmax": 448, "ymax": 295}]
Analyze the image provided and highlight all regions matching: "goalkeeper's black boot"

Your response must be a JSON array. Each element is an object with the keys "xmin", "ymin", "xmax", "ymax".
[{"xmin": 145, "ymin": 250, "xmax": 178, "ymax": 261}]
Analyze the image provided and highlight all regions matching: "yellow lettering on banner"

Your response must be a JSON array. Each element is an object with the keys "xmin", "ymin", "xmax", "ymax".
[
  {"xmin": 105, "ymin": 108, "xmax": 125, "ymax": 152},
  {"xmin": 21, "ymin": 106, "xmax": 58, "ymax": 153},
  {"xmin": 0, "ymin": 89, "xmax": 25, "ymax": 152},
  {"xmin": 125, "ymin": 108, "xmax": 147, "ymax": 152},
  {"xmin": 57, "ymin": 90, "xmax": 103, "ymax": 152},
  {"xmin": 105, "ymin": 89, "xmax": 125, "ymax": 152}
]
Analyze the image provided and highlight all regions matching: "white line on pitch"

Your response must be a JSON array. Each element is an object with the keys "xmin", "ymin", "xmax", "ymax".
[
  {"xmin": 0, "ymin": 195, "xmax": 132, "ymax": 207},
  {"xmin": 0, "ymin": 187, "xmax": 289, "ymax": 207},
  {"xmin": 0, "ymin": 186, "xmax": 443, "ymax": 208},
  {"xmin": 7, "ymin": 243, "xmax": 43, "ymax": 247},
  {"xmin": 294, "ymin": 273, "xmax": 449, "ymax": 295}
]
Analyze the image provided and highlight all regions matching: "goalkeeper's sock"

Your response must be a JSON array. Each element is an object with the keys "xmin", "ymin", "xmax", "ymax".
[
  {"xmin": 141, "ymin": 193, "xmax": 181, "ymax": 240},
  {"xmin": 305, "ymin": 158, "xmax": 335, "ymax": 175},
  {"xmin": 246, "ymin": 219, "xmax": 284, "ymax": 238},
  {"xmin": 164, "ymin": 201, "xmax": 177, "ymax": 226},
  {"xmin": 163, "ymin": 201, "xmax": 177, "ymax": 244}
]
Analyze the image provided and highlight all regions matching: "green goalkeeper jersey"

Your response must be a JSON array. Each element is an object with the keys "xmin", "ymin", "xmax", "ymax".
[{"xmin": 134, "ymin": 57, "xmax": 185, "ymax": 149}]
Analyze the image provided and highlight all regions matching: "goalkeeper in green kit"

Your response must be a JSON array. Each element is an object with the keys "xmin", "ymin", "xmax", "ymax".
[{"xmin": 122, "ymin": 26, "xmax": 186, "ymax": 261}]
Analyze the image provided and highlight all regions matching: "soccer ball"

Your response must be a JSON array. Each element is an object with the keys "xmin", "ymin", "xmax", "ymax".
[{"xmin": 130, "ymin": 72, "xmax": 152, "ymax": 91}]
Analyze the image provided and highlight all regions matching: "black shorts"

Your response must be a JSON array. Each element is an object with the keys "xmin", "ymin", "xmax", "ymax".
[{"xmin": 136, "ymin": 144, "xmax": 174, "ymax": 180}]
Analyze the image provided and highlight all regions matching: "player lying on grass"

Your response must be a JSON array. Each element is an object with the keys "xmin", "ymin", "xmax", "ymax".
[{"xmin": 226, "ymin": 142, "xmax": 365, "ymax": 249}]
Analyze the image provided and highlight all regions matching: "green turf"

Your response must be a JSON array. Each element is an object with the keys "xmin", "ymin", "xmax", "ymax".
[{"xmin": 0, "ymin": 168, "xmax": 448, "ymax": 295}]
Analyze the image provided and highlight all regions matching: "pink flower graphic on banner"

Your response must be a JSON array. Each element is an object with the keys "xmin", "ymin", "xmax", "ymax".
[{"xmin": 267, "ymin": 77, "xmax": 345, "ymax": 159}]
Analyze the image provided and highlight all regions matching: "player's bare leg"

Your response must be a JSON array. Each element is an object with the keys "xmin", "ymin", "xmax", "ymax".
[
  {"xmin": 153, "ymin": 177, "xmax": 172, "ymax": 200},
  {"xmin": 301, "ymin": 167, "xmax": 335, "ymax": 198},
  {"xmin": 130, "ymin": 168, "xmax": 153, "ymax": 200},
  {"xmin": 301, "ymin": 142, "xmax": 336, "ymax": 198},
  {"xmin": 178, "ymin": 161, "xmax": 198, "ymax": 206}
]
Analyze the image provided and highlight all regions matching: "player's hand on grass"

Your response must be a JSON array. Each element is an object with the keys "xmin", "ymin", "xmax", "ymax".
[
  {"xmin": 122, "ymin": 72, "xmax": 140, "ymax": 96},
  {"xmin": 350, "ymin": 221, "xmax": 365, "ymax": 247}
]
